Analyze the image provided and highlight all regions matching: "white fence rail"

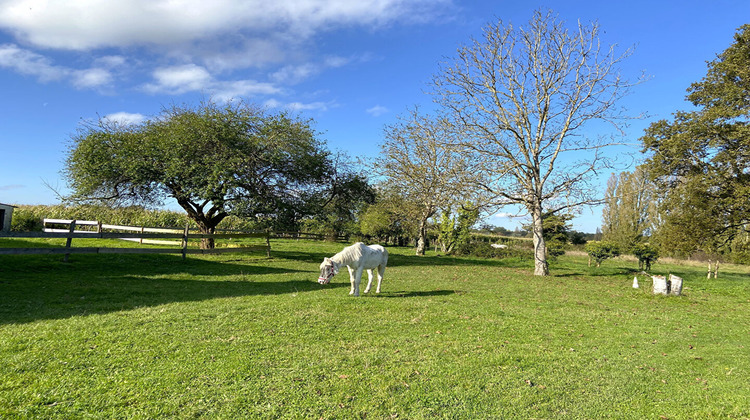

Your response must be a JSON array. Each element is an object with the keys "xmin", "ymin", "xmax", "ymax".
[{"xmin": 1, "ymin": 219, "xmax": 271, "ymax": 260}]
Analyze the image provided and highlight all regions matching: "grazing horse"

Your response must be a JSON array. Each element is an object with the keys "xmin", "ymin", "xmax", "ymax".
[{"xmin": 318, "ymin": 242, "xmax": 388, "ymax": 296}]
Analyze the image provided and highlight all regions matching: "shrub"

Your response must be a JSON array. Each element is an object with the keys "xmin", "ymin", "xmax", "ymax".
[
  {"xmin": 10, "ymin": 209, "xmax": 44, "ymax": 231},
  {"xmin": 584, "ymin": 241, "xmax": 620, "ymax": 267},
  {"xmin": 632, "ymin": 243, "xmax": 659, "ymax": 271}
]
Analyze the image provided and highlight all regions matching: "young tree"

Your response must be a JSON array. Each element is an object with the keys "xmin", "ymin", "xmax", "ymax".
[
  {"xmin": 641, "ymin": 24, "xmax": 750, "ymax": 272},
  {"xmin": 65, "ymin": 100, "xmax": 335, "ymax": 249},
  {"xmin": 541, "ymin": 213, "xmax": 573, "ymax": 259},
  {"xmin": 432, "ymin": 10, "xmax": 641, "ymax": 275},
  {"xmin": 438, "ymin": 205, "xmax": 480, "ymax": 255},
  {"xmin": 585, "ymin": 241, "xmax": 620, "ymax": 268},
  {"xmin": 359, "ymin": 185, "xmax": 419, "ymax": 246},
  {"xmin": 373, "ymin": 108, "xmax": 481, "ymax": 255},
  {"xmin": 632, "ymin": 243, "xmax": 659, "ymax": 271}
]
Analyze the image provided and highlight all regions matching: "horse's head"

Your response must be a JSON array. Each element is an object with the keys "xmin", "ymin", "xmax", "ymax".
[{"xmin": 318, "ymin": 258, "xmax": 339, "ymax": 284}]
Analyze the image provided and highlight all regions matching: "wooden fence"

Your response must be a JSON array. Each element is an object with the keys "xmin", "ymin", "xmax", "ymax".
[{"xmin": 0, "ymin": 219, "xmax": 271, "ymax": 261}]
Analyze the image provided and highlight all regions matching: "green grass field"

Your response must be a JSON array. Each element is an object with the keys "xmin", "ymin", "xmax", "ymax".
[{"xmin": 1, "ymin": 239, "xmax": 749, "ymax": 419}]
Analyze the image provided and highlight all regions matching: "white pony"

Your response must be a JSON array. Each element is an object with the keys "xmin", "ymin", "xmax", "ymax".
[{"xmin": 318, "ymin": 242, "xmax": 388, "ymax": 296}]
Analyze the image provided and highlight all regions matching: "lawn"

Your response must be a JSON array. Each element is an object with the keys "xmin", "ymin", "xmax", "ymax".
[{"xmin": 1, "ymin": 239, "xmax": 748, "ymax": 419}]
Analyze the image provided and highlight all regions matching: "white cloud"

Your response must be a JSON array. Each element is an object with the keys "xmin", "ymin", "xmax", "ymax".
[
  {"xmin": 265, "ymin": 99, "xmax": 336, "ymax": 113},
  {"xmin": 0, "ymin": 43, "xmax": 66, "ymax": 82},
  {"xmin": 0, "ymin": 1, "xmax": 453, "ymax": 103},
  {"xmin": 271, "ymin": 63, "xmax": 321, "ymax": 85},
  {"xmin": 270, "ymin": 54, "xmax": 371, "ymax": 85},
  {"xmin": 366, "ymin": 105, "xmax": 389, "ymax": 117},
  {"xmin": 142, "ymin": 64, "xmax": 280, "ymax": 100},
  {"xmin": 94, "ymin": 55, "xmax": 127, "ymax": 68},
  {"xmin": 0, "ymin": 184, "xmax": 25, "ymax": 191},
  {"xmin": 0, "ymin": 0, "xmax": 453, "ymax": 51},
  {"xmin": 72, "ymin": 68, "xmax": 113, "ymax": 89},
  {"xmin": 104, "ymin": 112, "xmax": 148, "ymax": 125},
  {"xmin": 286, "ymin": 101, "xmax": 334, "ymax": 112},
  {"xmin": 494, "ymin": 212, "xmax": 518, "ymax": 219},
  {"xmin": 144, "ymin": 64, "xmax": 213, "ymax": 94},
  {"xmin": 0, "ymin": 43, "xmax": 117, "ymax": 89},
  {"xmin": 211, "ymin": 80, "xmax": 281, "ymax": 102}
]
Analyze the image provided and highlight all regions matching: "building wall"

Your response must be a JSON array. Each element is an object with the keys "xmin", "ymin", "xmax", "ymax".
[{"xmin": 0, "ymin": 204, "xmax": 13, "ymax": 232}]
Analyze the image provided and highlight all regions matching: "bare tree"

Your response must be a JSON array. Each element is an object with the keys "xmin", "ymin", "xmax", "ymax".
[
  {"xmin": 432, "ymin": 10, "xmax": 641, "ymax": 275},
  {"xmin": 373, "ymin": 108, "xmax": 481, "ymax": 255}
]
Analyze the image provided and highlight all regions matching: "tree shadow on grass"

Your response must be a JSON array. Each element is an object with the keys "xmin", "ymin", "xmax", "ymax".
[
  {"xmin": 553, "ymin": 266, "xmax": 643, "ymax": 278},
  {"xmin": 0, "ymin": 253, "xmax": 347, "ymax": 325},
  {"xmin": 271, "ymin": 248, "xmax": 526, "ymax": 269},
  {"xmin": 374, "ymin": 290, "xmax": 464, "ymax": 298}
]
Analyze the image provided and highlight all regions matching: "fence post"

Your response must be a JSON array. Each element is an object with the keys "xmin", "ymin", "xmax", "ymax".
[
  {"xmin": 64, "ymin": 220, "xmax": 76, "ymax": 263},
  {"xmin": 265, "ymin": 230, "xmax": 271, "ymax": 258},
  {"xmin": 181, "ymin": 224, "xmax": 189, "ymax": 260}
]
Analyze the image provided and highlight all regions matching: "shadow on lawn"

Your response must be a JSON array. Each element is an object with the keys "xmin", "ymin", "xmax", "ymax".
[
  {"xmin": 375, "ymin": 290, "xmax": 462, "ymax": 298},
  {"xmin": 271, "ymin": 248, "xmax": 520, "ymax": 269},
  {"xmin": 0, "ymin": 253, "xmax": 346, "ymax": 325}
]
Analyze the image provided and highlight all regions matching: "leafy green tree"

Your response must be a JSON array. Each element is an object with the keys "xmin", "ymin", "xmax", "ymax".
[
  {"xmin": 437, "ymin": 211, "xmax": 457, "ymax": 253},
  {"xmin": 359, "ymin": 186, "xmax": 419, "ymax": 246},
  {"xmin": 601, "ymin": 166, "xmax": 658, "ymax": 252},
  {"xmin": 632, "ymin": 243, "xmax": 659, "ymax": 271},
  {"xmin": 455, "ymin": 205, "xmax": 480, "ymax": 251},
  {"xmin": 438, "ymin": 205, "xmax": 480, "ymax": 254},
  {"xmin": 65, "ymin": 100, "xmax": 335, "ymax": 248},
  {"xmin": 302, "ymin": 154, "xmax": 375, "ymax": 237},
  {"xmin": 584, "ymin": 241, "xmax": 620, "ymax": 267},
  {"xmin": 541, "ymin": 213, "xmax": 572, "ymax": 259},
  {"xmin": 641, "ymin": 24, "xmax": 750, "ymax": 271}
]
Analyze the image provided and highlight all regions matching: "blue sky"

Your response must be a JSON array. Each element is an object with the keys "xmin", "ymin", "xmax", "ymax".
[{"xmin": 0, "ymin": 0, "xmax": 748, "ymax": 232}]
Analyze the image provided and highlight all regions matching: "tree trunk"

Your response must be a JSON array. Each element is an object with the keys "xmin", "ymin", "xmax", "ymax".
[
  {"xmin": 531, "ymin": 204, "xmax": 549, "ymax": 276},
  {"xmin": 198, "ymin": 224, "xmax": 216, "ymax": 250},
  {"xmin": 174, "ymin": 198, "xmax": 226, "ymax": 250},
  {"xmin": 707, "ymin": 260, "xmax": 712, "ymax": 279},
  {"xmin": 416, "ymin": 216, "xmax": 428, "ymax": 256}
]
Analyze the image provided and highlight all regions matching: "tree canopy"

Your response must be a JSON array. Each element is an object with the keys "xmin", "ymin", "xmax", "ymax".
[
  {"xmin": 65, "ymin": 100, "xmax": 356, "ymax": 248},
  {"xmin": 641, "ymin": 24, "xmax": 750, "ymax": 259}
]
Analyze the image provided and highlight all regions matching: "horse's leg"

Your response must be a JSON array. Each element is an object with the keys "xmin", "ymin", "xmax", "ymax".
[
  {"xmin": 352, "ymin": 267, "xmax": 364, "ymax": 297},
  {"xmin": 364, "ymin": 269, "xmax": 374, "ymax": 294},
  {"xmin": 348, "ymin": 266, "xmax": 356, "ymax": 295},
  {"xmin": 376, "ymin": 265, "xmax": 385, "ymax": 293}
]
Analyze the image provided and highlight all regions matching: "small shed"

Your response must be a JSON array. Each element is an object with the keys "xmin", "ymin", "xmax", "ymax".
[{"xmin": 0, "ymin": 203, "xmax": 15, "ymax": 232}]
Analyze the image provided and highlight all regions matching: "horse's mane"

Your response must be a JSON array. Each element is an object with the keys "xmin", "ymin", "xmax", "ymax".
[{"xmin": 332, "ymin": 242, "xmax": 365, "ymax": 265}]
